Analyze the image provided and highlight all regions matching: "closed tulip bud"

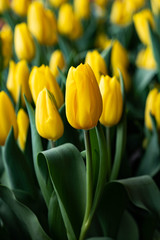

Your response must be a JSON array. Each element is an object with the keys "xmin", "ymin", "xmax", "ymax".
[
  {"xmin": 35, "ymin": 88, "xmax": 64, "ymax": 141},
  {"xmin": 17, "ymin": 109, "xmax": 29, "ymax": 150},
  {"xmin": 49, "ymin": 50, "xmax": 65, "ymax": 78},
  {"xmin": 7, "ymin": 60, "xmax": 32, "ymax": 106},
  {"xmin": 49, "ymin": 0, "xmax": 68, "ymax": 8},
  {"xmin": 133, "ymin": 9, "xmax": 155, "ymax": 45},
  {"xmin": 85, "ymin": 50, "xmax": 107, "ymax": 83},
  {"xmin": 65, "ymin": 63, "xmax": 102, "ymax": 130},
  {"xmin": 0, "ymin": 0, "xmax": 9, "ymax": 13},
  {"xmin": 29, "ymin": 65, "xmax": 64, "ymax": 108},
  {"xmin": 11, "ymin": 0, "xmax": 31, "ymax": 16},
  {"xmin": 99, "ymin": 75, "xmax": 123, "ymax": 127},
  {"xmin": 145, "ymin": 88, "xmax": 158, "ymax": 130},
  {"xmin": 151, "ymin": 0, "xmax": 160, "ymax": 15},
  {"xmin": 58, "ymin": 3, "xmax": 82, "ymax": 40},
  {"xmin": 136, "ymin": 46, "xmax": 156, "ymax": 70},
  {"xmin": 74, "ymin": 0, "xmax": 90, "ymax": 19},
  {"xmin": 0, "ymin": 24, "xmax": 12, "ymax": 68},
  {"xmin": 27, "ymin": 2, "xmax": 57, "ymax": 45},
  {"xmin": 14, "ymin": 22, "xmax": 35, "ymax": 61},
  {"xmin": 0, "ymin": 91, "xmax": 18, "ymax": 145}
]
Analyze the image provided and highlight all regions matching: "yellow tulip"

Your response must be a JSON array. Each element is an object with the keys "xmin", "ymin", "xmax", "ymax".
[
  {"xmin": 35, "ymin": 88, "xmax": 64, "ymax": 141},
  {"xmin": 74, "ymin": 0, "xmax": 90, "ymax": 19},
  {"xmin": 151, "ymin": 0, "xmax": 160, "ymax": 15},
  {"xmin": 27, "ymin": 1, "xmax": 57, "ymax": 45},
  {"xmin": 29, "ymin": 65, "xmax": 64, "ymax": 108},
  {"xmin": 85, "ymin": 50, "xmax": 107, "ymax": 83},
  {"xmin": 0, "ymin": 24, "xmax": 12, "ymax": 68},
  {"xmin": 0, "ymin": 91, "xmax": 18, "ymax": 145},
  {"xmin": 58, "ymin": 3, "xmax": 82, "ymax": 40},
  {"xmin": 95, "ymin": 33, "xmax": 112, "ymax": 50},
  {"xmin": 17, "ymin": 109, "xmax": 29, "ymax": 150},
  {"xmin": 133, "ymin": 9, "xmax": 155, "ymax": 45},
  {"xmin": 65, "ymin": 63, "xmax": 102, "ymax": 130},
  {"xmin": 11, "ymin": 0, "xmax": 31, "ymax": 16},
  {"xmin": 136, "ymin": 46, "xmax": 156, "ymax": 69},
  {"xmin": 14, "ymin": 22, "xmax": 35, "ymax": 61},
  {"xmin": 94, "ymin": 0, "xmax": 108, "ymax": 8},
  {"xmin": 99, "ymin": 75, "xmax": 123, "ymax": 127},
  {"xmin": 145, "ymin": 88, "xmax": 158, "ymax": 130},
  {"xmin": 49, "ymin": 0, "xmax": 68, "ymax": 8},
  {"xmin": 49, "ymin": 50, "xmax": 65, "ymax": 78},
  {"xmin": 7, "ymin": 60, "xmax": 32, "ymax": 106},
  {"xmin": 0, "ymin": 0, "xmax": 9, "ymax": 13}
]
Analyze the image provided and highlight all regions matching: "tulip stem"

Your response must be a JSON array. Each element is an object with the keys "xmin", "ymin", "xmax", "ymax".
[
  {"xmin": 106, "ymin": 127, "xmax": 111, "ymax": 178},
  {"xmin": 79, "ymin": 130, "xmax": 93, "ymax": 240}
]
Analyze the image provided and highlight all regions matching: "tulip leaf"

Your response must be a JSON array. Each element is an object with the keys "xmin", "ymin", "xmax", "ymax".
[
  {"xmin": 101, "ymin": 44, "xmax": 112, "ymax": 74},
  {"xmin": 86, "ymin": 238, "xmax": 114, "ymax": 240},
  {"xmin": 25, "ymin": 97, "xmax": 53, "ymax": 206},
  {"xmin": 0, "ymin": 185, "xmax": 51, "ymax": 240},
  {"xmin": 58, "ymin": 35, "xmax": 74, "ymax": 62},
  {"xmin": 3, "ymin": 128, "xmax": 37, "ymax": 197},
  {"xmin": 37, "ymin": 143, "xmax": 86, "ymax": 240}
]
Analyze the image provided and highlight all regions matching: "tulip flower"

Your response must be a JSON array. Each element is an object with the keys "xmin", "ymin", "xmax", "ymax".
[
  {"xmin": 49, "ymin": 0, "xmax": 68, "ymax": 8},
  {"xmin": 0, "ymin": 91, "xmax": 18, "ymax": 145},
  {"xmin": 0, "ymin": 24, "xmax": 12, "ymax": 68},
  {"xmin": 65, "ymin": 63, "xmax": 102, "ymax": 129},
  {"xmin": 49, "ymin": 50, "xmax": 65, "ymax": 78},
  {"xmin": 29, "ymin": 65, "xmax": 64, "ymax": 108},
  {"xmin": 145, "ymin": 88, "xmax": 159, "ymax": 130},
  {"xmin": 11, "ymin": 0, "xmax": 31, "ymax": 16},
  {"xmin": 136, "ymin": 46, "xmax": 156, "ymax": 70},
  {"xmin": 6, "ymin": 60, "xmax": 32, "ymax": 106},
  {"xmin": 58, "ymin": 3, "xmax": 82, "ymax": 40},
  {"xmin": 94, "ymin": 0, "xmax": 108, "ymax": 8},
  {"xmin": 151, "ymin": 0, "xmax": 160, "ymax": 15},
  {"xmin": 35, "ymin": 88, "xmax": 64, "ymax": 141},
  {"xmin": 85, "ymin": 50, "xmax": 107, "ymax": 83},
  {"xmin": 74, "ymin": 0, "xmax": 90, "ymax": 19},
  {"xmin": 133, "ymin": 9, "xmax": 155, "ymax": 45},
  {"xmin": 17, "ymin": 109, "xmax": 29, "ymax": 150},
  {"xmin": 0, "ymin": 0, "xmax": 9, "ymax": 13},
  {"xmin": 14, "ymin": 22, "xmax": 35, "ymax": 61},
  {"xmin": 27, "ymin": 1, "xmax": 57, "ymax": 45},
  {"xmin": 99, "ymin": 75, "xmax": 123, "ymax": 127}
]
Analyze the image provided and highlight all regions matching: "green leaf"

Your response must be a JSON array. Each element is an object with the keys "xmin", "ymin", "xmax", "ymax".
[
  {"xmin": 0, "ymin": 185, "xmax": 51, "ymax": 240},
  {"xmin": 38, "ymin": 143, "xmax": 86, "ymax": 240},
  {"xmin": 97, "ymin": 182, "xmax": 128, "ymax": 238},
  {"xmin": 86, "ymin": 238, "xmax": 114, "ymax": 240},
  {"xmin": 3, "ymin": 128, "xmax": 37, "ymax": 197},
  {"xmin": 149, "ymin": 24, "xmax": 160, "ymax": 70},
  {"xmin": 25, "ymin": 97, "xmax": 53, "ymax": 206},
  {"xmin": 101, "ymin": 44, "xmax": 112, "ymax": 74}
]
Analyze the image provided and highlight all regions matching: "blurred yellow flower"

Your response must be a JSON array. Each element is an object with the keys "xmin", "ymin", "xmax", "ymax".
[
  {"xmin": 11, "ymin": 0, "xmax": 31, "ymax": 16},
  {"xmin": 49, "ymin": 50, "xmax": 65, "ymax": 78},
  {"xmin": 0, "ymin": 0, "xmax": 9, "ymax": 13},
  {"xmin": 151, "ymin": 0, "xmax": 160, "ymax": 15},
  {"xmin": 65, "ymin": 63, "xmax": 102, "ymax": 129},
  {"xmin": 35, "ymin": 88, "xmax": 64, "ymax": 141},
  {"xmin": 74, "ymin": 0, "xmax": 90, "ymax": 19},
  {"xmin": 0, "ymin": 91, "xmax": 18, "ymax": 145},
  {"xmin": 0, "ymin": 24, "xmax": 12, "ymax": 68},
  {"xmin": 49, "ymin": 0, "xmax": 68, "ymax": 8},
  {"xmin": 136, "ymin": 47, "xmax": 156, "ymax": 69},
  {"xmin": 17, "ymin": 109, "xmax": 29, "ymax": 150}
]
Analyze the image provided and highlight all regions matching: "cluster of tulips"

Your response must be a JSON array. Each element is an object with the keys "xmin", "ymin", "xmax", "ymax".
[{"xmin": 1, "ymin": 0, "xmax": 160, "ymax": 240}]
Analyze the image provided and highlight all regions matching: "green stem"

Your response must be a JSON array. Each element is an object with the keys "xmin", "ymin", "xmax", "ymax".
[
  {"xmin": 79, "ymin": 130, "xmax": 93, "ymax": 240},
  {"xmin": 106, "ymin": 127, "xmax": 111, "ymax": 178}
]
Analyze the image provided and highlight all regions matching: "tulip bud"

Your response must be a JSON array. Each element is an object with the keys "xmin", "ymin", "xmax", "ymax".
[
  {"xmin": 35, "ymin": 88, "xmax": 64, "ymax": 141},
  {"xmin": 58, "ymin": 3, "xmax": 82, "ymax": 40},
  {"xmin": 151, "ymin": 0, "xmax": 160, "ymax": 15},
  {"xmin": 99, "ymin": 75, "xmax": 123, "ymax": 127},
  {"xmin": 17, "ymin": 109, "xmax": 29, "ymax": 150},
  {"xmin": 27, "ymin": 2, "xmax": 57, "ymax": 45},
  {"xmin": 7, "ymin": 60, "xmax": 32, "ymax": 106},
  {"xmin": 14, "ymin": 22, "xmax": 35, "ymax": 61},
  {"xmin": 49, "ymin": 0, "xmax": 68, "ymax": 8},
  {"xmin": 0, "ymin": 91, "xmax": 18, "ymax": 145},
  {"xmin": 133, "ymin": 9, "xmax": 155, "ymax": 45},
  {"xmin": 0, "ymin": 24, "xmax": 12, "ymax": 68},
  {"xmin": 85, "ymin": 50, "xmax": 107, "ymax": 83},
  {"xmin": 65, "ymin": 63, "xmax": 102, "ymax": 130},
  {"xmin": 0, "ymin": 0, "xmax": 9, "ymax": 13},
  {"xmin": 11, "ymin": 0, "xmax": 31, "ymax": 16},
  {"xmin": 29, "ymin": 65, "xmax": 64, "ymax": 108},
  {"xmin": 74, "ymin": 0, "xmax": 90, "ymax": 19},
  {"xmin": 136, "ymin": 46, "xmax": 156, "ymax": 70},
  {"xmin": 49, "ymin": 50, "xmax": 65, "ymax": 78},
  {"xmin": 145, "ymin": 88, "xmax": 159, "ymax": 130}
]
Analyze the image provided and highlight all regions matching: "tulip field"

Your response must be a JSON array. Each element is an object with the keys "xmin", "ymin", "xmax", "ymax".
[{"xmin": 1, "ymin": 0, "xmax": 160, "ymax": 239}]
